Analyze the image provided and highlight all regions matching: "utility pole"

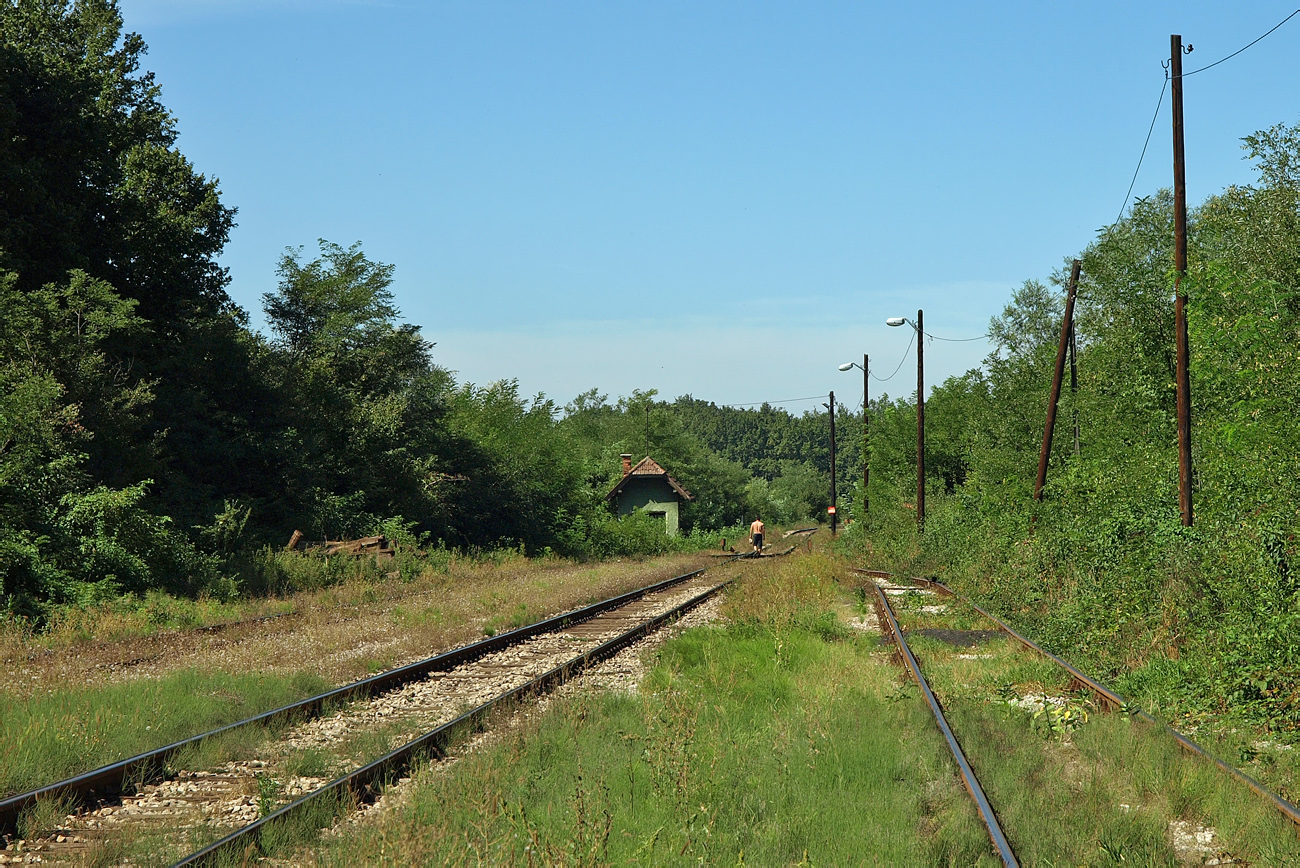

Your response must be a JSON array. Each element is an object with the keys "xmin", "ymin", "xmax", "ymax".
[
  {"xmin": 1172, "ymin": 33, "xmax": 1194, "ymax": 527},
  {"xmin": 862, "ymin": 353, "xmax": 869, "ymax": 519},
  {"xmin": 916, "ymin": 310, "xmax": 925, "ymax": 531},
  {"xmin": 1070, "ymin": 318, "xmax": 1080, "ymax": 455},
  {"xmin": 1034, "ymin": 260, "xmax": 1082, "ymax": 501},
  {"xmin": 828, "ymin": 391, "xmax": 838, "ymax": 535}
]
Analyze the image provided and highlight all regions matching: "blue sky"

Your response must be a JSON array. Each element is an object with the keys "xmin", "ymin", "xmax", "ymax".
[{"xmin": 118, "ymin": 0, "xmax": 1300, "ymax": 412}]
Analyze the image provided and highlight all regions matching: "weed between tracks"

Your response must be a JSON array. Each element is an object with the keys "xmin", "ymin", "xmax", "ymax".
[
  {"xmin": 888, "ymin": 587, "xmax": 1300, "ymax": 864},
  {"xmin": 303, "ymin": 553, "xmax": 1001, "ymax": 865}
]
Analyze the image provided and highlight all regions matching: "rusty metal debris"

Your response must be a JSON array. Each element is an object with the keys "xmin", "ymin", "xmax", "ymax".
[{"xmin": 285, "ymin": 531, "xmax": 396, "ymax": 560}]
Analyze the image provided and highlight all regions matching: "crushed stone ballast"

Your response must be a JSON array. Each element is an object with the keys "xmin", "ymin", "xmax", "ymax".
[{"xmin": 0, "ymin": 563, "xmax": 735, "ymax": 846}]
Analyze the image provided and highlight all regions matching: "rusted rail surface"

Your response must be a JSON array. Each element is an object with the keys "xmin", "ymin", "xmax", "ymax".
[
  {"xmin": 173, "ymin": 577, "xmax": 732, "ymax": 866},
  {"xmin": 0, "ymin": 566, "xmax": 715, "ymax": 837},
  {"xmin": 855, "ymin": 568, "xmax": 1300, "ymax": 830},
  {"xmin": 868, "ymin": 581, "xmax": 1018, "ymax": 866}
]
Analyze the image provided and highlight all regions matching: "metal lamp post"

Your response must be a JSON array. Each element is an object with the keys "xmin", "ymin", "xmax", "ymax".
[
  {"xmin": 838, "ymin": 355, "xmax": 869, "ymax": 520},
  {"xmin": 887, "ymin": 311, "xmax": 924, "ymax": 531}
]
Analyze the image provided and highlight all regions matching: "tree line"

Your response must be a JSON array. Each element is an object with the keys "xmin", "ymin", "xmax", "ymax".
[{"xmin": 0, "ymin": 2, "xmax": 850, "ymax": 619}]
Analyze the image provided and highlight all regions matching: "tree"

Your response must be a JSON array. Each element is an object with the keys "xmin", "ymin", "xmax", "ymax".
[
  {"xmin": 0, "ymin": 0, "xmax": 235, "ymax": 321},
  {"xmin": 0, "ymin": 0, "xmax": 262, "ymax": 530},
  {"xmin": 260, "ymin": 240, "xmax": 446, "ymax": 540},
  {"xmin": 0, "ymin": 270, "xmax": 210, "ymax": 612}
]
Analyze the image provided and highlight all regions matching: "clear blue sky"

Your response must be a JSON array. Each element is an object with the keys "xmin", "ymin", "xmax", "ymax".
[{"xmin": 118, "ymin": 0, "xmax": 1300, "ymax": 413}]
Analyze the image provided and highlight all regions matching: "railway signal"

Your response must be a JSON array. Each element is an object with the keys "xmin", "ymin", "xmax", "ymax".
[{"xmin": 824, "ymin": 392, "xmax": 837, "ymax": 535}]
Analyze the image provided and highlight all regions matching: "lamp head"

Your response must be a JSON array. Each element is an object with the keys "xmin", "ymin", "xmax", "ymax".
[
  {"xmin": 886, "ymin": 317, "xmax": 906, "ymax": 327},
  {"xmin": 837, "ymin": 362, "xmax": 854, "ymax": 372}
]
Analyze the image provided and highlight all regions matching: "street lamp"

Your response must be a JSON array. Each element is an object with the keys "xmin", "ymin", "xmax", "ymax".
[
  {"xmin": 888, "ymin": 310, "xmax": 925, "ymax": 531},
  {"xmin": 838, "ymin": 356, "xmax": 869, "ymax": 520}
]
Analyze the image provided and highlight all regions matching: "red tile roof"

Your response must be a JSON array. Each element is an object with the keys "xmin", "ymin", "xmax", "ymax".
[{"xmin": 605, "ymin": 456, "xmax": 694, "ymax": 501}]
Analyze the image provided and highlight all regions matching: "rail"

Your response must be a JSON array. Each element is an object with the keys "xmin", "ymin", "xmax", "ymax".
[
  {"xmin": 0, "ymin": 565, "xmax": 715, "ymax": 836},
  {"xmin": 173, "ymin": 577, "xmax": 732, "ymax": 865},
  {"xmin": 868, "ymin": 581, "xmax": 1018, "ymax": 866},
  {"xmin": 855, "ymin": 568, "xmax": 1300, "ymax": 830}
]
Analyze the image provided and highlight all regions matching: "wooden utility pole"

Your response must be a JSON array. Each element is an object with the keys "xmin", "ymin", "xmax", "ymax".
[
  {"xmin": 828, "ymin": 391, "xmax": 838, "ymax": 535},
  {"xmin": 1070, "ymin": 319, "xmax": 1080, "ymax": 455},
  {"xmin": 1172, "ymin": 33, "xmax": 1194, "ymax": 527},
  {"xmin": 1034, "ymin": 260, "xmax": 1082, "ymax": 501},
  {"xmin": 862, "ymin": 353, "xmax": 869, "ymax": 519},
  {"xmin": 916, "ymin": 309, "xmax": 925, "ymax": 531}
]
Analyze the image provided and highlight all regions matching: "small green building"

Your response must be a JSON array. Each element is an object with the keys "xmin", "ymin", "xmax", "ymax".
[{"xmin": 605, "ymin": 454, "xmax": 693, "ymax": 536}]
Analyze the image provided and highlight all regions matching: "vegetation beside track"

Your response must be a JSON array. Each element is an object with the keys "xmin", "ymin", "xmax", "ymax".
[
  {"xmin": 884, "ymin": 586, "xmax": 1300, "ymax": 864},
  {"xmin": 1, "ymin": 550, "xmax": 711, "ymax": 661},
  {"xmin": 1, "ymin": 669, "xmax": 328, "ymax": 801},
  {"xmin": 306, "ymin": 552, "xmax": 999, "ymax": 866}
]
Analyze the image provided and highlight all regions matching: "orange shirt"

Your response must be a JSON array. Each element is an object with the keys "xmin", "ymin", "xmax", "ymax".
[{"xmin": 750, "ymin": 520, "xmax": 764, "ymax": 536}]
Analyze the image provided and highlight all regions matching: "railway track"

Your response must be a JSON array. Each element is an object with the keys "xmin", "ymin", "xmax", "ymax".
[
  {"xmin": 866, "ymin": 576, "xmax": 1018, "ymax": 866},
  {"xmin": 860, "ymin": 567, "xmax": 1300, "ymax": 864},
  {"xmin": 0, "ymin": 564, "xmax": 738, "ymax": 865}
]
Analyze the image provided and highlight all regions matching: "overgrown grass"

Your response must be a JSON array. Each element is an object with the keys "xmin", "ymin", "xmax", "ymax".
[
  {"xmin": 1, "ymin": 552, "xmax": 713, "ymax": 697},
  {"xmin": 301, "ymin": 552, "xmax": 999, "ymax": 865},
  {"xmin": 0, "ymin": 668, "xmax": 328, "ymax": 798},
  {"xmin": 890, "ymin": 591, "xmax": 1300, "ymax": 864},
  {"xmin": 310, "ymin": 628, "xmax": 996, "ymax": 865}
]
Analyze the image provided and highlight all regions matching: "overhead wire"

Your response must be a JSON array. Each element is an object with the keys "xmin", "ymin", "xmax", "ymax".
[
  {"xmin": 1115, "ymin": 73, "xmax": 1168, "ymax": 226},
  {"xmin": 731, "ymin": 10, "xmax": 1300, "ymax": 408},
  {"xmin": 1182, "ymin": 9, "xmax": 1300, "ymax": 76},
  {"xmin": 870, "ymin": 330, "xmax": 916, "ymax": 383},
  {"xmin": 924, "ymin": 331, "xmax": 990, "ymax": 343},
  {"xmin": 1114, "ymin": 8, "xmax": 1299, "ymax": 224},
  {"xmin": 721, "ymin": 14, "xmax": 1300, "ymax": 416},
  {"xmin": 721, "ymin": 394, "xmax": 825, "ymax": 408}
]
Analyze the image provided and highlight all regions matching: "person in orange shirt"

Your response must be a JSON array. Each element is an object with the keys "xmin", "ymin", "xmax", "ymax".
[{"xmin": 749, "ymin": 518, "xmax": 765, "ymax": 554}]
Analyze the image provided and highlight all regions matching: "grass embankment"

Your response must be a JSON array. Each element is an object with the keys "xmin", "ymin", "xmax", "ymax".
[
  {"xmin": 885, "ymin": 586, "xmax": 1300, "ymax": 864},
  {"xmin": 1, "ymin": 552, "xmax": 709, "ymax": 801},
  {"xmin": 2, "ymin": 545, "xmax": 720, "ymax": 654},
  {"xmin": 0, "ymin": 670, "xmax": 328, "ymax": 800},
  {"xmin": 305, "ymin": 552, "xmax": 999, "ymax": 866}
]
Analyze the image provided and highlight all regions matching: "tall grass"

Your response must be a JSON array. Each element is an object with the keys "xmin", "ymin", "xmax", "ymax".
[
  {"xmin": 891, "ymin": 593, "xmax": 1300, "ymax": 864},
  {"xmin": 0, "ymin": 669, "xmax": 327, "ymax": 798},
  {"xmin": 306, "ymin": 553, "xmax": 1000, "ymax": 865}
]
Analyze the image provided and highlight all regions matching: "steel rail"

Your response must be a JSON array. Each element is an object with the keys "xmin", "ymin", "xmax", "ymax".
[
  {"xmin": 0, "ymin": 566, "xmax": 713, "ymax": 836},
  {"xmin": 868, "ymin": 581, "xmax": 1018, "ymax": 866},
  {"xmin": 855, "ymin": 568, "xmax": 1300, "ymax": 830},
  {"xmin": 172, "ymin": 577, "xmax": 732, "ymax": 866}
]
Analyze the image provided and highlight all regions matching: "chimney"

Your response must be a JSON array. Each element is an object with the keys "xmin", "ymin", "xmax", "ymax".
[{"xmin": 621, "ymin": 454, "xmax": 633, "ymax": 476}]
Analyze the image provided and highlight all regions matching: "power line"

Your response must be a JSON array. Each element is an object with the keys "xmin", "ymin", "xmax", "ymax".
[
  {"xmin": 1183, "ymin": 8, "xmax": 1300, "ymax": 76},
  {"xmin": 871, "ymin": 330, "xmax": 916, "ymax": 383},
  {"xmin": 721, "ymin": 394, "xmax": 825, "ymax": 408},
  {"xmin": 924, "ymin": 331, "xmax": 990, "ymax": 343},
  {"xmin": 1116, "ymin": 72, "xmax": 1168, "ymax": 226},
  {"xmin": 1113, "ymin": 9, "xmax": 1299, "ymax": 225}
]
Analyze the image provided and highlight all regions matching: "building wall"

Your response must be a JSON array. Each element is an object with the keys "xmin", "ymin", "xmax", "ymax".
[{"xmin": 614, "ymin": 477, "xmax": 682, "ymax": 536}]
